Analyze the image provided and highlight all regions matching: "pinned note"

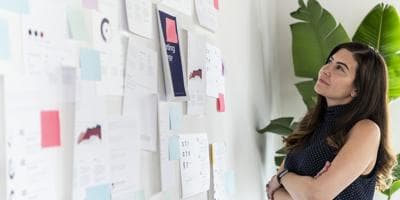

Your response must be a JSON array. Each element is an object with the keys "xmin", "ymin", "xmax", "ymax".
[
  {"xmin": 214, "ymin": 0, "xmax": 219, "ymax": 10},
  {"xmin": 169, "ymin": 103, "xmax": 183, "ymax": 130},
  {"xmin": 168, "ymin": 135, "xmax": 180, "ymax": 160},
  {"xmin": 41, "ymin": 110, "xmax": 61, "ymax": 148},
  {"xmin": 217, "ymin": 93, "xmax": 225, "ymax": 112},
  {"xmin": 225, "ymin": 170, "xmax": 235, "ymax": 195},
  {"xmin": 165, "ymin": 17, "xmax": 178, "ymax": 44},
  {"xmin": 0, "ymin": 18, "xmax": 10, "ymax": 60},
  {"xmin": 135, "ymin": 190, "xmax": 145, "ymax": 200},
  {"xmin": 79, "ymin": 48, "xmax": 101, "ymax": 81},
  {"xmin": 82, "ymin": 0, "xmax": 98, "ymax": 10},
  {"xmin": 67, "ymin": 7, "xmax": 89, "ymax": 41},
  {"xmin": 0, "ymin": 0, "xmax": 29, "ymax": 14},
  {"xmin": 86, "ymin": 184, "xmax": 111, "ymax": 200}
]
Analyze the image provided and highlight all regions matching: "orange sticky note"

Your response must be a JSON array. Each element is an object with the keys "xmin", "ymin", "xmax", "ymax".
[
  {"xmin": 165, "ymin": 18, "xmax": 178, "ymax": 44},
  {"xmin": 41, "ymin": 110, "xmax": 61, "ymax": 148},
  {"xmin": 217, "ymin": 93, "xmax": 225, "ymax": 112},
  {"xmin": 214, "ymin": 0, "xmax": 219, "ymax": 10}
]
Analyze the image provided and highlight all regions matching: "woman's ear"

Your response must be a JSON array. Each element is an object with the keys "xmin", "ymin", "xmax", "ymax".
[{"xmin": 351, "ymin": 89, "xmax": 358, "ymax": 97}]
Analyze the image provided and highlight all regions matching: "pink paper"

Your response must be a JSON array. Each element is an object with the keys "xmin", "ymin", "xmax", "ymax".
[
  {"xmin": 82, "ymin": 0, "xmax": 98, "ymax": 10},
  {"xmin": 217, "ymin": 93, "xmax": 225, "ymax": 112},
  {"xmin": 214, "ymin": 0, "xmax": 219, "ymax": 10},
  {"xmin": 166, "ymin": 18, "xmax": 178, "ymax": 44},
  {"xmin": 41, "ymin": 110, "xmax": 61, "ymax": 148}
]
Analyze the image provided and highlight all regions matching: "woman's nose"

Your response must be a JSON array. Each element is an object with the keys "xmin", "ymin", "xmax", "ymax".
[
  {"xmin": 323, "ymin": 69, "xmax": 331, "ymax": 76},
  {"xmin": 321, "ymin": 65, "xmax": 331, "ymax": 76}
]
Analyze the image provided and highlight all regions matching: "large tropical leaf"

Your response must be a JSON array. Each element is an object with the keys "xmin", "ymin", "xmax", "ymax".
[
  {"xmin": 275, "ymin": 147, "xmax": 287, "ymax": 155},
  {"xmin": 353, "ymin": 3, "xmax": 400, "ymax": 100},
  {"xmin": 275, "ymin": 155, "xmax": 286, "ymax": 167},
  {"xmin": 257, "ymin": 117, "xmax": 294, "ymax": 136},
  {"xmin": 290, "ymin": 0, "xmax": 350, "ymax": 78},
  {"xmin": 295, "ymin": 80, "xmax": 318, "ymax": 110}
]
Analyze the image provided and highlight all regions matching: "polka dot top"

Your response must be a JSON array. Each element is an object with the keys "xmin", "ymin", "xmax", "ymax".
[{"xmin": 284, "ymin": 104, "xmax": 378, "ymax": 200}]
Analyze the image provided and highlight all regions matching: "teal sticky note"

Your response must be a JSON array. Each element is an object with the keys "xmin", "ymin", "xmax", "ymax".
[
  {"xmin": 0, "ymin": 0, "xmax": 29, "ymax": 14},
  {"xmin": 168, "ymin": 135, "xmax": 180, "ymax": 160},
  {"xmin": 169, "ymin": 104, "xmax": 182, "ymax": 130},
  {"xmin": 67, "ymin": 7, "xmax": 89, "ymax": 41},
  {"xmin": 0, "ymin": 18, "xmax": 10, "ymax": 60},
  {"xmin": 86, "ymin": 184, "xmax": 111, "ymax": 200},
  {"xmin": 80, "ymin": 48, "xmax": 101, "ymax": 81},
  {"xmin": 135, "ymin": 190, "xmax": 145, "ymax": 200},
  {"xmin": 224, "ymin": 170, "xmax": 235, "ymax": 195}
]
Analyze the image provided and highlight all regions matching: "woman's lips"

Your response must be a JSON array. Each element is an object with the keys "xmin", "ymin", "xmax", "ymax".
[{"xmin": 318, "ymin": 78, "xmax": 330, "ymax": 86}]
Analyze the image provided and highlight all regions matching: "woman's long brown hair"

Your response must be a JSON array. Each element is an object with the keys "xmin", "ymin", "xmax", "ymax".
[{"xmin": 284, "ymin": 42, "xmax": 397, "ymax": 191}]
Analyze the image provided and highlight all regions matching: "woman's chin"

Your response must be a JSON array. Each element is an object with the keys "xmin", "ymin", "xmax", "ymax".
[{"xmin": 314, "ymin": 85, "xmax": 324, "ymax": 96}]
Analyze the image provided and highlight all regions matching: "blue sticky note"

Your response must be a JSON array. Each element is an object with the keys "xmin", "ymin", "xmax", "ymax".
[
  {"xmin": 135, "ymin": 190, "xmax": 145, "ymax": 200},
  {"xmin": 169, "ymin": 104, "xmax": 182, "ymax": 130},
  {"xmin": 0, "ymin": 18, "xmax": 10, "ymax": 60},
  {"xmin": 86, "ymin": 184, "xmax": 111, "ymax": 200},
  {"xmin": 67, "ymin": 7, "xmax": 89, "ymax": 41},
  {"xmin": 224, "ymin": 170, "xmax": 235, "ymax": 195},
  {"xmin": 80, "ymin": 48, "xmax": 101, "ymax": 81},
  {"xmin": 168, "ymin": 135, "xmax": 180, "ymax": 160},
  {"xmin": 0, "ymin": 0, "xmax": 29, "ymax": 14}
]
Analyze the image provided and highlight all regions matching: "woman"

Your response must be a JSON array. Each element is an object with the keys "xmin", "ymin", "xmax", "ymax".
[{"xmin": 266, "ymin": 42, "xmax": 397, "ymax": 200}]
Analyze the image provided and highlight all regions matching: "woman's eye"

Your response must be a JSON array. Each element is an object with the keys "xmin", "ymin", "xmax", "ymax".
[{"xmin": 336, "ymin": 65, "xmax": 345, "ymax": 72}]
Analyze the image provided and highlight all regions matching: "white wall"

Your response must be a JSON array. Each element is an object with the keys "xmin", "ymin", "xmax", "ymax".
[
  {"xmin": 275, "ymin": 0, "xmax": 400, "ymax": 199},
  {"xmin": 0, "ymin": 0, "xmax": 275, "ymax": 200}
]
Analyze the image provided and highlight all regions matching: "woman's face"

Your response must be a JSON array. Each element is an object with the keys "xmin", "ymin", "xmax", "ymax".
[{"xmin": 314, "ymin": 48, "xmax": 358, "ymax": 106}]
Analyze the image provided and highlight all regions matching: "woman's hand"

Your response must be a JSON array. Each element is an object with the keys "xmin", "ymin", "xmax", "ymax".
[
  {"xmin": 272, "ymin": 187, "xmax": 293, "ymax": 200},
  {"xmin": 266, "ymin": 175, "xmax": 281, "ymax": 199},
  {"xmin": 314, "ymin": 161, "xmax": 331, "ymax": 179}
]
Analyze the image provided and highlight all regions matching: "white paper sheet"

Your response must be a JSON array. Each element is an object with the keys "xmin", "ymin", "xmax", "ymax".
[
  {"xmin": 210, "ymin": 143, "xmax": 228, "ymax": 200},
  {"xmin": 205, "ymin": 43, "xmax": 222, "ymax": 98},
  {"xmin": 107, "ymin": 116, "xmax": 141, "ymax": 200},
  {"xmin": 61, "ymin": 67, "xmax": 77, "ymax": 103},
  {"xmin": 187, "ymin": 32, "xmax": 206, "ymax": 115},
  {"xmin": 125, "ymin": 0, "xmax": 153, "ymax": 38},
  {"xmin": 96, "ymin": 36, "xmax": 126, "ymax": 96},
  {"xmin": 160, "ymin": 0, "xmax": 193, "ymax": 16},
  {"xmin": 4, "ymin": 75, "xmax": 58, "ymax": 200},
  {"xmin": 158, "ymin": 102, "xmax": 180, "ymax": 192},
  {"xmin": 195, "ymin": 0, "xmax": 218, "ymax": 32},
  {"xmin": 73, "ymin": 81, "xmax": 110, "ymax": 200},
  {"xmin": 125, "ymin": 38, "xmax": 158, "ymax": 93},
  {"xmin": 21, "ymin": 0, "xmax": 69, "ymax": 106},
  {"xmin": 179, "ymin": 133, "xmax": 210, "ymax": 198},
  {"xmin": 91, "ymin": 11, "xmax": 116, "ymax": 52},
  {"xmin": 123, "ymin": 83, "xmax": 158, "ymax": 152}
]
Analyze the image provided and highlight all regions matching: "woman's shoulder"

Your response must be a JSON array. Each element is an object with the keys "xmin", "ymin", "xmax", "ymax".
[{"xmin": 348, "ymin": 119, "xmax": 381, "ymax": 141}]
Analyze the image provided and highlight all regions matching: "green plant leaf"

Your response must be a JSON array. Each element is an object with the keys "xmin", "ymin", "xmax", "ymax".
[
  {"xmin": 295, "ymin": 80, "xmax": 318, "ymax": 110},
  {"xmin": 352, "ymin": 3, "xmax": 400, "ymax": 100},
  {"xmin": 275, "ymin": 155, "xmax": 286, "ymax": 166},
  {"xmin": 382, "ymin": 180, "xmax": 400, "ymax": 197},
  {"xmin": 257, "ymin": 117, "xmax": 294, "ymax": 136},
  {"xmin": 290, "ymin": 0, "xmax": 350, "ymax": 78},
  {"xmin": 275, "ymin": 147, "xmax": 287, "ymax": 155},
  {"xmin": 382, "ymin": 154, "xmax": 400, "ymax": 197},
  {"xmin": 290, "ymin": 122, "xmax": 299, "ymax": 130}
]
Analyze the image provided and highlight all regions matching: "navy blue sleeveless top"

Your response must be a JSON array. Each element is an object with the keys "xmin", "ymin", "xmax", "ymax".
[{"xmin": 284, "ymin": 104, "xmax": 378, "ymax": 199}]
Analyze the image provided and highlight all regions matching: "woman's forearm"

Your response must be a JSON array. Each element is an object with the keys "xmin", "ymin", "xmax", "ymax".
[
  {"xmin": 273, "ymin": 187, "xmax": 293, "ymax": 200},
  {"xmin": 280, "ymin": 172, "xmax": 315, "ymax": 199}
]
